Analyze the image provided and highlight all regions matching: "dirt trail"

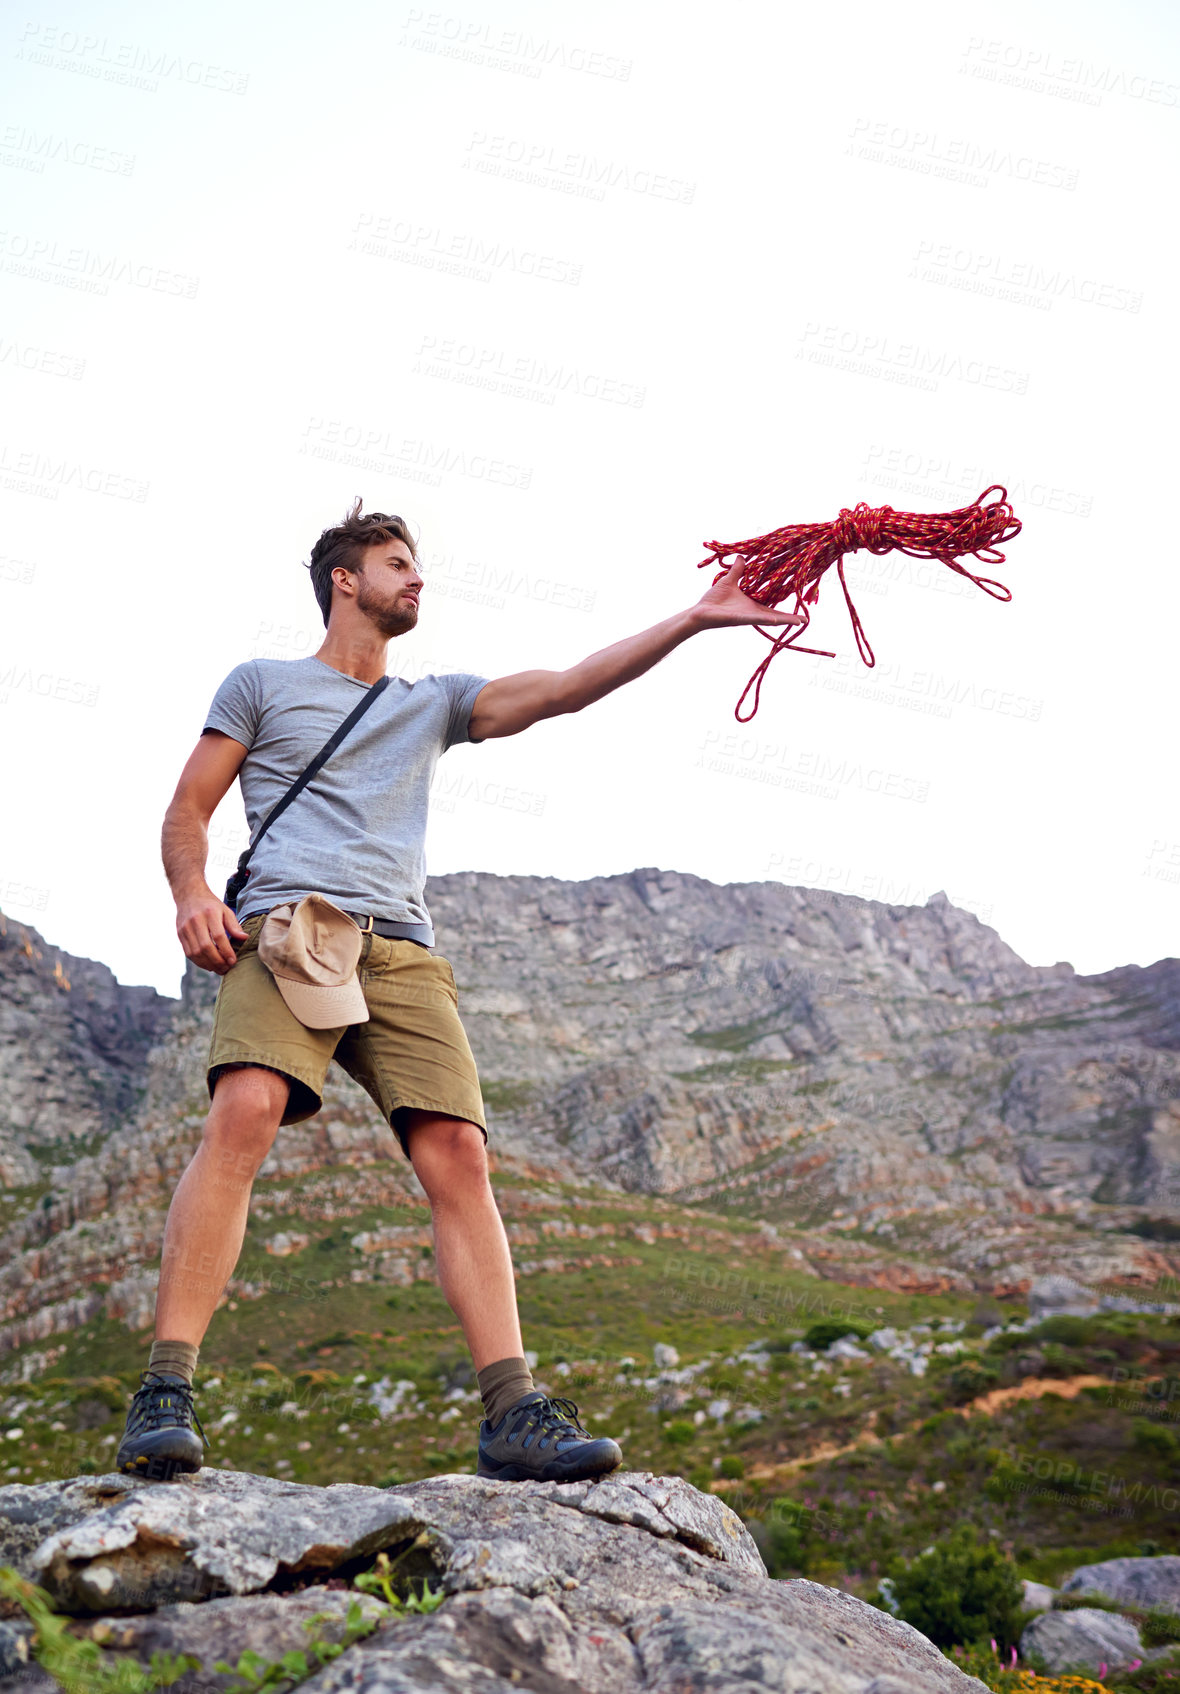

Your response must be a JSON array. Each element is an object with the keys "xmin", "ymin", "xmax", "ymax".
[{"xmin": 738, "ymin": 1374, "xmax": 1110, "ymax": 1485}]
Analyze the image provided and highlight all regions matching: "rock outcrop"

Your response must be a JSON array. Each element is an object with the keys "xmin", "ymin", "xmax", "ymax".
[{"xmin": 0, "ymin": 1468, "xmax": 988, "ymax": 1692}]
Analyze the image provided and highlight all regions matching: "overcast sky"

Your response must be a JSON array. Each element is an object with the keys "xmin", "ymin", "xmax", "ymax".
[{"xmin": 2, "ymin": 0, "xmax": 1177, "ymax": 997}]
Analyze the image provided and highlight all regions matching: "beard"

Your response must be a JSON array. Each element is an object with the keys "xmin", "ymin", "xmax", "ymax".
[{"xmin": 355, "ymin": 574, "xmax": 418, "ymax": 639}]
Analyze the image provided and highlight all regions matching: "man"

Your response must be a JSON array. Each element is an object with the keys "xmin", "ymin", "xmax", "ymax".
[{"xmin": 115, "ymin": 497, "xmax": 803, "ymax": 1483}]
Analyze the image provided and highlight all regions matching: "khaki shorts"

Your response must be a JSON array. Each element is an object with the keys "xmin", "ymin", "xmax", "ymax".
[{"xmin": 206, "ymin": 911, "xmax": 486, "ymax": 1157}]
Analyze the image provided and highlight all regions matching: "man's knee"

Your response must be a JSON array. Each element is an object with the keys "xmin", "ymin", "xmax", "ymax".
[
  {"xmin": 204, "ymin": 1065, "xmax": 289, "ymax": 1176},
  {"xmin": 404, "ymin": 1113, "xmax": 490, "ymax": 1197}
]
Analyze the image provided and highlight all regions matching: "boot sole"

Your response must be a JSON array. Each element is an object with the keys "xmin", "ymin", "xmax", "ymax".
[
  {"xmin": 116, "ymin": 1433, "xmax": 205, "ymax": 1482},
  {"xmin": 477, "ymin": 1449, "xmax": 622, "ymax": 1484}
]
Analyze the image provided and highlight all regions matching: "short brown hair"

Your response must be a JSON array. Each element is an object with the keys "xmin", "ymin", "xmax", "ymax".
[{"xmin": 306, "ymin": 497, "xmax": 418, "ymax": 626}]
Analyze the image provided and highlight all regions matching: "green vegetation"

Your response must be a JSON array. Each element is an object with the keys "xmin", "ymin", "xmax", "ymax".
[
  {"xmin": 0, "ymin": 1567, "xmax": 199, "ymax": 1691},
  {"xmin": 803, "ymin": 1317, "xmax": 876, "ymax": 1351},
  {"xmin": 877, "ymin": 1526, "xmax": 1025, "ymax": 1650},
  {"xmin": 477, "ymin": 1080, "xmax": 537, "ymax": 1114}
]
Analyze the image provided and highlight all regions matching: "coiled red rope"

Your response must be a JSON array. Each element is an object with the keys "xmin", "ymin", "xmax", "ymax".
[{"xmin": 699, "ymin": 485, "xmax": 1022, "ymax": 721}]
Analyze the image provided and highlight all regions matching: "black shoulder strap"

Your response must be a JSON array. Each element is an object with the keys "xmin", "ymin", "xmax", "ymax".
[{"xmin": 223, "ymin": 674, "xmax": 391, "ymax": 911}]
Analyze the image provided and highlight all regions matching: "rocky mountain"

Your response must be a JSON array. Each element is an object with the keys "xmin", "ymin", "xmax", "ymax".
[
  {"xmin": 1, "ymin": 872, "xmax": 1178, "ymax": 1364},
  {"xmin": 0, "ymin": 913, "xmax": 173, "ymax": 1190}
]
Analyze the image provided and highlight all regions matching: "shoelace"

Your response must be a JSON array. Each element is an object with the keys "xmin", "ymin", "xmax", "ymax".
[
  {"xmin": 129, "ymin": 1370, "xmax": 211, "ymax": 1450},
  {"xmin": 510, "ymin": 1394, "xmax": 591, "ymax": 1444}
]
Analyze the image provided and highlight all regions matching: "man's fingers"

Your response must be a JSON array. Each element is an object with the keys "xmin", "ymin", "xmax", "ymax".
[
  {"xmin": 178, "ymin": 912, "xmax": 238, "ymax": 975},
  {"xmin": 205, "ymin": 921, "xmax": 236, "ymax": 968},
  {"xmin": 223, "ymin": 905, "xmax": 248, "ymax": 941}
]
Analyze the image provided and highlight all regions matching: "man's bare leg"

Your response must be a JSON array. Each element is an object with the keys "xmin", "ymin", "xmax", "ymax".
[
  {"xmin": 153, "ymin": 1066, "xmax": 290, "ymax": 1345},
  {"xmin": 401, "ymin": 1111, "xmax": 523, "ymax": 1370}
]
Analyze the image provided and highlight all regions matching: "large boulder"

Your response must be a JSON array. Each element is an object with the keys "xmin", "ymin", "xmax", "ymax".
[
  {"xmin": 1020, "ymin": 1607, "xmax": 1145, "ymax": 1675},
  {"xmin": 0, "ymin": 1469, "xmax": 990, "ymax": 1693},
  {"xmin": 1062, "ymin": 1554, "xmax": 1180, "ymax": 1616}
]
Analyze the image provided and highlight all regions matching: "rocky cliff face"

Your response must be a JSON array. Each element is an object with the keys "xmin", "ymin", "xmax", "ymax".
[
  {"xmin": 1, "ymin": 873, "xmax": 1177, "ymax": 1360},
  {"xmin": 0, "ymin": 914, "xmax": 173, "ymax": 1189}
]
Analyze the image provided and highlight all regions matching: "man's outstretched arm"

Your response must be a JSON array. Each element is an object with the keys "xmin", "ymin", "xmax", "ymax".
[{"xmin": 467, "ymin": 554, "xmax": 804, "ymax": 741}]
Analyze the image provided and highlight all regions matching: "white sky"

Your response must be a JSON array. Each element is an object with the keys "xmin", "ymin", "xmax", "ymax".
[{"xmin": 2, "ymin": 0, "xmax": 1177, "ymax": 998}]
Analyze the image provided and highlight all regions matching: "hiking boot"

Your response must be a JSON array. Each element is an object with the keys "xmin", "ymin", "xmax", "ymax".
[
  {"xmin": 115, "ymin": 1371, "xmax": 210, "ymax": 1481},
  {"xmin": 477, "ymin": 1393, "xmax": 622, "ymax": 1483}
]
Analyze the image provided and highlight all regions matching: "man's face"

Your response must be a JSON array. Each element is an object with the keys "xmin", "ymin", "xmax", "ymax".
[{"xmin": 346, "ymin": 538, "xmax": 424, "ymax": 638}]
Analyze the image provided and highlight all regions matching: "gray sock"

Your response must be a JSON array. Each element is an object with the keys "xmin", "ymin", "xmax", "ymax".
[
  {"xmin": 148, "ymin": 1338, "xmax": 200, "ymax": 1387},
  {"xmin": 477, "ymin": 1355, "xmax": 536, "ymax": 1426}
]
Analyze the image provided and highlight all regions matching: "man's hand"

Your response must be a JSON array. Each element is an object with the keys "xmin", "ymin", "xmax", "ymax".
[
  {"xmin": 177, "ymin": 888, "xmax": 248, "ymax": 975},
  {"xmin": 691, "ymin": 553, "xmax": 807, "ymax": 631}
]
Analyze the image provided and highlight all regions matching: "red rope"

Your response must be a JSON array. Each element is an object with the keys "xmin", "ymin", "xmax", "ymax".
[{"xmin": 699, "ymin": 485, "xmax": 1022, "ymax": 722}]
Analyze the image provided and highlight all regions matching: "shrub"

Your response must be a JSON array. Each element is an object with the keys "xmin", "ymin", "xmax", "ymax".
[
  {"xmin": 748, "ymin": 1516, "xmax": 808, "ymax": 1577},
  {"xmin": 803, "ymin": 1318, "xmax": 875, "ymax": 1352},
  {"xmin": 943, "ymin": 1362, "xmax": 1001, "ymax": 1406},
  {"xmin": 1132, "ymin": 1417, "xmax": 1179, "ymax": 1458},
  {"xmin": 664, "ymin": 1420, "xmax": 695, "ymax": 1447},
  {"xmin": 876, "ymin": 1526, "xmax": 1024, "ymax": 1650},
  {"xmin": 719, "ymin": 1455, "xmax": 744, "ymax": 1479}
]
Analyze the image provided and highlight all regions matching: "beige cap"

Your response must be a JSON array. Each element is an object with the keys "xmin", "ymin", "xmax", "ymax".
[{"xmin": 258, "ymin": 894, "xmax": 369, "ymax": 1029}]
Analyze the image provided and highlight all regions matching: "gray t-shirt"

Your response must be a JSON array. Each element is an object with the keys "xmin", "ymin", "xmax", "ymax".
[{"xmin": 204, "ymin": 656, "xmax": 489, "ymax": 943}]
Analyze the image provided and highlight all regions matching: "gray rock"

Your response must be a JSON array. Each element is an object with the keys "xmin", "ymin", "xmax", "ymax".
[
  {"xmin": 0, "ymin": 1621, "xmax": 30, "ymax": 1679},
  {"xmin": 1021, "ymin": 1578, "xmax": 1057, "ymax": 1613},
  {"xmin": 1027, "ymin": 1275, "xmax": 1100, "ymax": 1321},
  {"xmin": 1021, "ymin": 1607, "xmax": 1144, "ymax": 1674},
  {"xmin": 1062, "ymin": 1553, "xmax": 1180, "ymax": 1615},
  {"xmin": 0, "ymin": 1470, "xmax": 428, "ymax": 1612},
  {"xmin": 0, "ymin": 1469, "xmax": 989, "ymax": 1693}
]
